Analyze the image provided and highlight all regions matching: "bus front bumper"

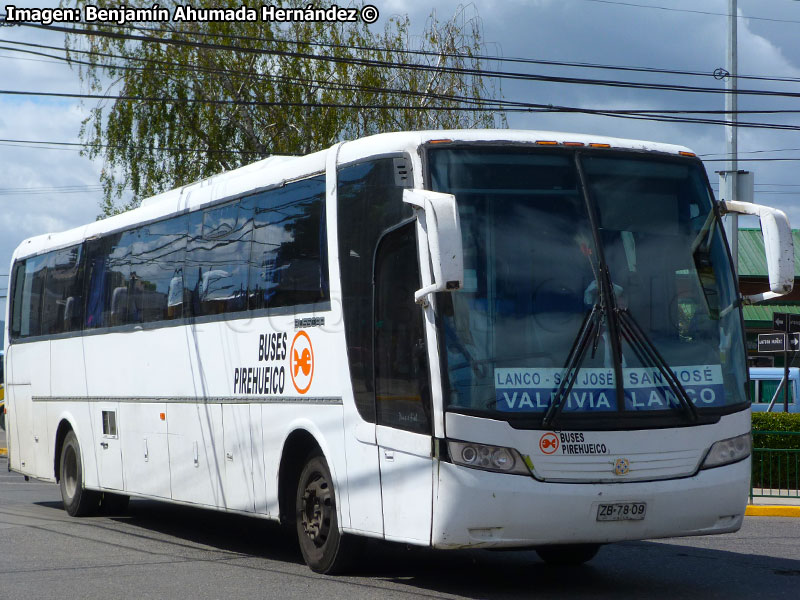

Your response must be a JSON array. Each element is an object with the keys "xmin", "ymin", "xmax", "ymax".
[{"xmin": 431, "ymin": 457, "xmax": 749, "ymax": 549}]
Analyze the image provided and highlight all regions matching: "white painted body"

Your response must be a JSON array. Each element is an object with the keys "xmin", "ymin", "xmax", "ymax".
[{"xmin": 3, "ymin": 130, "xmax": 752, "ymax": 549}]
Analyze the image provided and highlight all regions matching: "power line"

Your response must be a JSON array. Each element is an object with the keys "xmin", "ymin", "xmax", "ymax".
[
  {"xmin": 25, "ymin": 22, "xmax": 800, "ymax": 100},
  {"xmin": 703, "ymin": 158, "xmax": 800, "ymax": 162},
  {"xmin": 10, "ymin": 39, "xmax": 800, "ymax": 123},
  {"xmin": 0, "ymin": 41, "xmax": 521, "ymax": 112},
  {"xmin": 0, "ymin": 185, "xmax": 103, "ymax": 196},
  {"xmin": 0, "ymin": 137, "xmax": 277, "ymax": 156},
  {"xmin": 70, "ymin": 20, "xmax": 800, "ymax": 85},
  {"xmin": 578, "ymin": 0, "xmax": 800, "ymax": 24},
  {"xmin": 700, "ymin": 147, "xmax": 800, "ymax": 157}
]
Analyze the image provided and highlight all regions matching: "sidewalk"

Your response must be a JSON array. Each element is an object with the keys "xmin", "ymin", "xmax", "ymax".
[{"xmin": 747, "ymin": 490, "xmax": 800, "ymax": 517}]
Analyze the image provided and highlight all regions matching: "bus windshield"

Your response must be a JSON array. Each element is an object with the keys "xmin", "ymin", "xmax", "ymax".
[{"xmin": 427, "ymin": 145, "xmax": 746, "ymax": 427}]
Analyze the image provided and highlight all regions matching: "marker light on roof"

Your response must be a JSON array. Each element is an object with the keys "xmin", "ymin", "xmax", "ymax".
[
  {"xmin": 429, "ymin": 139, "xmax": 453, "ymax": 144},
  {"xmin": 535, "ymin": 140, "xmax": 559, "ymax": 145},
  {"xmin": 563, "ymin": 142, "xmax": 585, "ymax": 147},
  {"xmin": 679, "ymin": 151, "xmax": 697, "ymax": 157},
  {"xmin": 589, "ymin": 143, "xmax": 611, "ymax": 148}
]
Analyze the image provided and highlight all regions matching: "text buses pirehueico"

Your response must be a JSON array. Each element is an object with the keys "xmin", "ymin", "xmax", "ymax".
[{"xmin": 3, "ymin": 130, "xmax": 794, "ymax": 573}]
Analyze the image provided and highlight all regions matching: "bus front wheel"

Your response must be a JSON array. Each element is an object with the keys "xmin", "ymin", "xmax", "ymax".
[
  {"xmin": 59, "ymin": 431, "xmax": 100, "ymax": 517},
  {"xmin": 295, "ymin": 452, "xmax": 360, "ymax": 574},
  {"xmin": 535, "ymin": 543, "xmax": 602, "ymax": 565}
]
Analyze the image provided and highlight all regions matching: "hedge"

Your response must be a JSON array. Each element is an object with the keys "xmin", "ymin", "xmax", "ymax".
[{"xmin": 751, "ymin": 413, "xmax": 800, "ymax": 491}]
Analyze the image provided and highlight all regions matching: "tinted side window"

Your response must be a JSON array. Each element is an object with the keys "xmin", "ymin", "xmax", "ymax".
[
  {"xmin": 13, "ymin": 254, "xmax": 48, "ymax": 338},
  {"xmin": 185, "ymin": 200, "xmax": 253, "ymax": 316},
  {"xmin": 129, "ymin": 216, "xmax": 188, "ymax": 322},
  {"xmin": 9, "ymin": 260, "xmax": 26, "ymax": 339},
  {"xmin": 85, "ymin": 232, "xmax": 135, "ymax": 329},
  {"xmin": 248, "ymin": 176, "xmax": 328, "ymax": 310},
  {"xmin": 41, "ymin": 245, "xmax": 84, "ymax": 335},
  {"xmin": 337, "ymin": 158, "xmax": 413, "ymax": 422}
]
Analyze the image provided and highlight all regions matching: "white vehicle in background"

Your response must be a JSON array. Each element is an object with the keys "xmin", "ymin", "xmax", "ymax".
[
  {"xmin": 749, "ymin": 367, "xmax": 800, "ymax": 413},
  {"xmin": 2, "ymin": 130, "xmax": 794, "ymax": 573},
  {"xmin": 0, "ymin": 350, "xmax": 5, "ymax": 431}
]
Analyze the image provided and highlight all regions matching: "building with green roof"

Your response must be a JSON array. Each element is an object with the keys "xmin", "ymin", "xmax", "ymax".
[{"xmin": 738, "ymin": 228, "xmax": 800, "ymax": 366}]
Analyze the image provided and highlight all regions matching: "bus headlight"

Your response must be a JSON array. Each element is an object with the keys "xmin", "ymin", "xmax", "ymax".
[
  {"xmin": 447, "ymin": 440, "xmax": 531, "ymax": 475},
  {"xmin": 701, "ymin": 433, "xmax": 752, "ymax": 469}
]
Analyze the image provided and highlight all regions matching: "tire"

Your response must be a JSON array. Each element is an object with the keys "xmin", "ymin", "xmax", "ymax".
[
  {"xmin": 59, "ymin": 430, "xmax": 100, "ymax": 517},
  {"xmin": 535, "ymin": 543, "xmax": 602, "ymax": 566},
  {"xmin": 99, "ymin": 492, "xmax": 130, "ymax": 515},
  {"xmin": 295, "ymin": 453, "xmax": 360, "ymax": 574}
]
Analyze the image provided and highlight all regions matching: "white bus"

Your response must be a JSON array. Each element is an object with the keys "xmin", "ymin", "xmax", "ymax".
[{"xmin": 3, "ymin": 130, "xmax": 794, "ymax": 573}]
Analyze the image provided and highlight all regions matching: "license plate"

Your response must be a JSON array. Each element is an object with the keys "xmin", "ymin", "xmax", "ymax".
[{"xmin": 596, "ymin": 502, "xmax": 647, "ymax": 521}]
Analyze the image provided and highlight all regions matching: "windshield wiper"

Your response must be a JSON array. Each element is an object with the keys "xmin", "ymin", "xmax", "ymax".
[
  {"xmin": 617, "ymin": 308, "xmax": 698, "ymax": 422},
  {"xmin": 542, "ymin": 306, "xmax": 602, "ymax": 427}
]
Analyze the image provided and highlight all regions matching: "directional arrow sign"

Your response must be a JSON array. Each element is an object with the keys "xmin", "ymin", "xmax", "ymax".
[
  {"xmin": 774, "ymin": 312, "xmax": 788, "ymax": 332},
  {"xmin": 758, "ymin": 332, "xmax": 800, "ymax": 352}
]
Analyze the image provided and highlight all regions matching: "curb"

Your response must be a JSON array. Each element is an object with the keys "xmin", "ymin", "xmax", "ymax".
[{"xmin": 746, "ymin": 505, "xmax": 800, "ymax": 517}]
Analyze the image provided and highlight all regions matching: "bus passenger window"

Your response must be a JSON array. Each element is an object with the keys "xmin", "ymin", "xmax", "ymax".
[
  {"xmin": 14, "ymin": 254, "xmax": 48, "ymax": 338},
  {"xmin": 129, "ymin": 216, "xmax": 188, "ymax": 322},
  {"xmin": 41, "ymin": 245, "xmax": 84, "ymax": 335},
  {"xmin": 247, "ymin": 176, "xmax": 328, "ymax": 310},
  {"xmin": 186, "ymin": 200, "xmax": 252, "ymax": 316}
]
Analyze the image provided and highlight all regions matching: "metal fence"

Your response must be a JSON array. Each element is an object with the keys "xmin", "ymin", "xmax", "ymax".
[{"xmin": 751, "ymin": 430, "xmax": 800, "ymax": 500}]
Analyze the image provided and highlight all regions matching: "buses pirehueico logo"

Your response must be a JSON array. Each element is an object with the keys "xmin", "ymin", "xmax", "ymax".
[
  {"xmin": 290, "ymin": 330, "xmax": 314, "ymax": 394},
  {"xmin": 539, "ymin": 432, "xmax": 560, "ymax": 455}
]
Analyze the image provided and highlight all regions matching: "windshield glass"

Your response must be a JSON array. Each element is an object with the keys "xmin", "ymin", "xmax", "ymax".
[{"xmin": 428, "ymin": 145, "xmax": 746, "ymax": 426}]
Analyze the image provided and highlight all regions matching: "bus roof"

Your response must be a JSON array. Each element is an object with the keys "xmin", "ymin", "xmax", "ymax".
[{"xmin": 11, "ymin": 129, "xmax": 696, "ymax": 262}]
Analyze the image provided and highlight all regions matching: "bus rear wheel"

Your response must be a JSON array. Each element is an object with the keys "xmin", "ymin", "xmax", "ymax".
[
  {"xmin": 535, "ymin": 543, "xmax": 602, "ymax": 565},
  {"xmin": 295, "ymin": 453, "xmax": 360, "ymax": 574},
  {"xmin": 59, "ymin": 431, "xmax": 100, "ymax": 517}
]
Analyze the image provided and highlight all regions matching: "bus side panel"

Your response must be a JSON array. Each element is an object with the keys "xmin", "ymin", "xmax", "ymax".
[
  {"xmin": 341, "ymin": 406, "xmax": 384, "ymax": 536},
  {"xmin": 84, "ymin": 329, "xmax": 183, "ymax": 499},
  {"xmin": 50, "ymin": 337, "xmax": 94, "ymax": 486},
  {"xmin": 249, "ymin": 403, "xmax": 269, "ymax": 515},
  {"xmin": 7, "ymin": 341, "xmax": 50, "ymax": 478},
  {"xmin": 167, "ymin": 402, "xmax": 225, "ymax": 508},
  {"xmin": 186, "ymin": 320, "xmax": 253, "ymax": 511}
]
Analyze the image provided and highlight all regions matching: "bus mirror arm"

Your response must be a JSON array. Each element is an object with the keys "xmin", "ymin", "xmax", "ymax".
[
  {"xmin": 403, "ymin": 189, "xmax": 464, "ymax": 305},
  {"xmin": 721, "ymin": 200, "xmax": 795, "ymax": 303}
]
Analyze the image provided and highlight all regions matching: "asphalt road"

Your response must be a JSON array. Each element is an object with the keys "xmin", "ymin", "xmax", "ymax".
[{"xmin": 2, "ymin": 434, "xmax": 800, "ymax": 599}]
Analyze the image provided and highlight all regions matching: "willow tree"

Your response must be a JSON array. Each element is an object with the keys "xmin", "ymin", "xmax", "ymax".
[{"xmin": 63, "ymin": 1, "xmax": 506, "ymax": 215}]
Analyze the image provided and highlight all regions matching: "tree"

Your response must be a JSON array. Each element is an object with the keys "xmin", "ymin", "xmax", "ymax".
[{"xmin": 63, "ymin": 1, "xmax": 507, "ymax": 215}]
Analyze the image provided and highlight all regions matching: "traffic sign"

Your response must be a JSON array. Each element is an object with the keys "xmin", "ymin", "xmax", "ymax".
[
  {"xmin": 758, "ymin": 332, "xmax": 800, "ymax": 353},
  {"xmin": 771, "ymin": 312, "xmax": 800, "ymax": 333},
  {"xmin": 773, "ymin": 312, "xmax": 788, "ymax": 331}
]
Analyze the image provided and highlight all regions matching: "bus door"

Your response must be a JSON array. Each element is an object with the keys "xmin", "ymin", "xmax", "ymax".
[{"xmin": 373, "ymin": 222, "xmax": 434, "ymax": 544}]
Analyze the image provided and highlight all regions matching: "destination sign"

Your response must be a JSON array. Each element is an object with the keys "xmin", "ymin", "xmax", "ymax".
[{"xmin": 494, "ymin": 365, "xmax": 726, "ymax": 412}]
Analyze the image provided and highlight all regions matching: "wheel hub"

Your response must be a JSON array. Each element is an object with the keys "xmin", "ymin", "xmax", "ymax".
[{"xmin": 300, "ymin": 474, "xmax": 331, "ymax": 547}]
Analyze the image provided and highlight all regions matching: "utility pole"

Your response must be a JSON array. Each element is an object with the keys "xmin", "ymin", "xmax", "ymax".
[{"xmin": 722, "ymin": 0, "xmax": 739, "ymax": 274}]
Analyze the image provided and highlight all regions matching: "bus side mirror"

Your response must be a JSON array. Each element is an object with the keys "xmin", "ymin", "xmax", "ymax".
[
  {"xmin": 403, "ymin": 189, "xmax": 464, "ymax": 305},
  {"xmin": 723, "ymin": 200, "xmax": 795, "ymax": 303}
]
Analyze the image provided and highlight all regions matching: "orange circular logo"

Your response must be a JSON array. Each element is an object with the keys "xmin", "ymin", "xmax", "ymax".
[
  {"xmin": 290, "ymin": 330, "xmax": 314, "ymax": 394},
  {"xmin": 539, "ymin": 433, "xmax": 560, "ymax": 455}
]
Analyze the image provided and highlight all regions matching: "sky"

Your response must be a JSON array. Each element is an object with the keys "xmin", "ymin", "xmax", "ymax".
[{"xmin": 1, "ymin": 0, "xmax": 800, "ymax": 316}]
